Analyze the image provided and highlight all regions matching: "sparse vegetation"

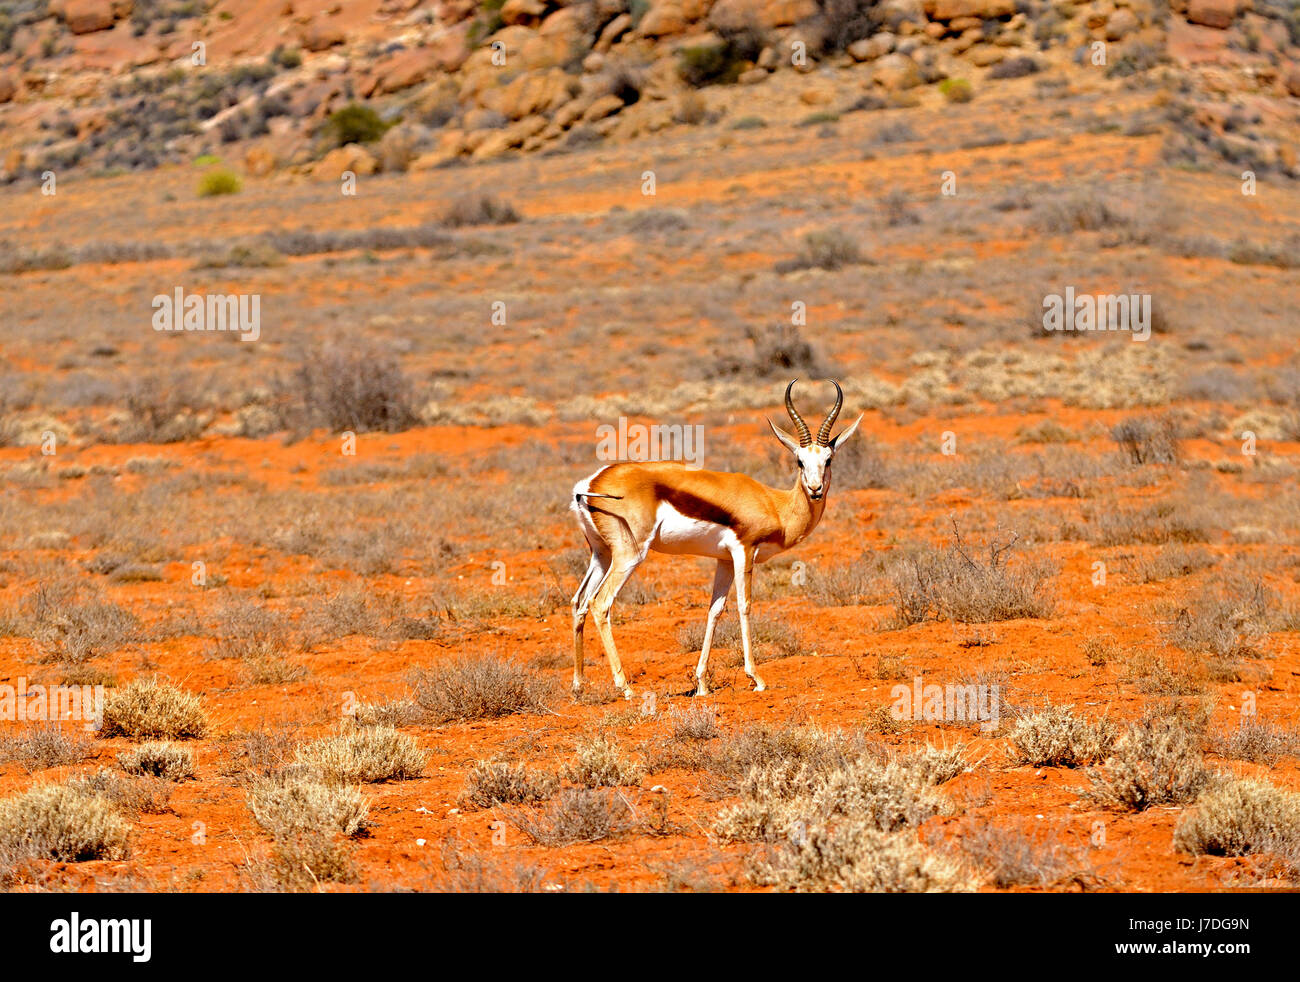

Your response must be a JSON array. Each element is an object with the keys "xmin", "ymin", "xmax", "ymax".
[{"xmin": 101, "ymin": 678, "xmax": 207, "ymax": 740}]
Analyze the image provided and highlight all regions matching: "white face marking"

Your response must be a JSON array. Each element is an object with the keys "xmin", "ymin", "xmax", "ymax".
[
  {"xmin": 650, "ymin": 501, "xmax": 738, "ymax": 560},
  {"xmin": 792, "ymin": 444, "xmax": 834, "ymax": 499}
]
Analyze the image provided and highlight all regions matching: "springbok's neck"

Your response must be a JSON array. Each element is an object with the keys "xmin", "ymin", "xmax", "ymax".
[{"xmin": 780, "ymin": 476, "xmax": 827, "ymax": 547}]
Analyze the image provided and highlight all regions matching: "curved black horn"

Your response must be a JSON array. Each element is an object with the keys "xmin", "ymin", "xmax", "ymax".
[
  {"xmin": 816, "ymin": 379, "xmax": 843, "ymax": 446},
  {"xmin": 785, "ymin": 380, "xmax": 812, "ymax": 447}
]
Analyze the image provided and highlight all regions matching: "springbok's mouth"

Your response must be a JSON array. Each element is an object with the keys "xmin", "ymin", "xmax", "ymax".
[{"xmin": 809, "ymin": 491, "xmax": 823, "ymax": 500}]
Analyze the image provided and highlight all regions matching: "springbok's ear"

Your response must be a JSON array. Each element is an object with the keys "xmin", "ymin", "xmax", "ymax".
[
  {"xmin": 767, "ymin": 417, "xmax": 802, "ymax": 454},
  {"xmin": 830, "ymin": 413, "xmax": 864, "ymax": 451}
]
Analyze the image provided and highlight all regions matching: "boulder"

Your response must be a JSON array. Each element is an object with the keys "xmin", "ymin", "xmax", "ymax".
[
  {"xmin": 847, "ymin": 33, "xmax": 896, "ymax": 61},
  {"xmin": 313, "ymin": 143, "xmax": 378, "ymax": 180},
  {"xmin": 582, "ymin": 93, "xmax": 625, "ymax": 121},
  {"xmin": 430, "ymin": 20, "xmax": 473, "ymax": 71},
  {"xmin": 63, "ymin": 0, "xmax": 116, "ymax": 34},
  {"xmin": 492, "ymin": 67, "xmax": 573, "ymax": 119},
  {"xmin": 596, "ymin": 12, "xmax": 632, "ymax": 51},
  {"xmin": 0, "ymin": 72, "xmax": 17, "ymax": 104},
  {"xmin": 376, "ymin": 49, "xmax": 433, "ymax": 94},
  {"xmin": 639, "ymin": 0, "xmax": 697, "ymax": 36},
  {"xmin": 872, "ymin": 52, "xmax": 922, "ymax": 90},
  {"xmin": 1104, "ymin": 7, "xmax": 1139, "ymax": 39},
  {"xmin": 1284, "ymin": 64, "xmax": 1300, "ymax": 98},
  {"xmin": 1185, "ymin": 0, "xmax": 1238, "ymax": 28},
  {"xmin": 709, "ymin": 0, "xmax": 817, "ymax": 31},
  {"xmin": 501, "ymin": 0, "xmax": 547, "ymax": 24},
  {"xmin": 300, "ymin": 19, "xmax": 346, "ymax": 51},
  {"xmin": 923, "ymin": 0, "xmax": 1015, "ymax": 18},
  {"xmin": 244, "ymin": 146, "xmax": 276, "ymax": 176}
]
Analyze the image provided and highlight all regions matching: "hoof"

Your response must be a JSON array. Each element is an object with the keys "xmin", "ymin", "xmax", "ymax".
[
  {"xmin": 621, "ymin": 686, "xmax": 635, "ymax": 701},
  {"xmin": 750, "ymin": 678, "xmax": 767, "ymax": 692},
  {"xmin": 571, "ymin": 680, "xmax": 583, "ymax": 695},
  {"xmin": 695, "ymin": 683, "xmax": 710, "ymax": 697}
]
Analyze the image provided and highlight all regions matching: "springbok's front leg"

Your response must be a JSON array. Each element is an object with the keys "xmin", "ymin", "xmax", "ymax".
[
  {"xmin": 733, "ymin": 547, "xmax": 765, "ymax": 692},
  {"xmin": 695, "ymin": 559, "xmax": 734, "ymax": 696}
]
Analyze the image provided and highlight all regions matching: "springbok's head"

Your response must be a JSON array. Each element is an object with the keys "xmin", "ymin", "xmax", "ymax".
[{"xmin": 768, "ymin": 379, "xmax": 863, "ymax": 501}]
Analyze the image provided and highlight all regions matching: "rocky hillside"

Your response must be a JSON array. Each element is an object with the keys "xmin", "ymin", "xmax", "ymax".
[{"xmin": 0, "ymin": 0, "xmax": 1297, "ymax": 182}]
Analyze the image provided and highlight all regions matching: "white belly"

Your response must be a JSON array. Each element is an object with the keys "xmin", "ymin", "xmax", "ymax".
[{"xmin": 649, "ymin": 501, "xmax": 737, "ymax": 559}]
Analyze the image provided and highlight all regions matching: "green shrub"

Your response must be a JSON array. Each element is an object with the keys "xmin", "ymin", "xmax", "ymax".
[
  {"xmin": 322, "ymin": 103, "xmax": 393, "ymax": 148},
  {"xmin": 940, "ymin": 78, "xmax": 973, "ymax": 103},
  {"xmin": 197, "ymin": 167, "xmax": 242, "ymax": 197}
]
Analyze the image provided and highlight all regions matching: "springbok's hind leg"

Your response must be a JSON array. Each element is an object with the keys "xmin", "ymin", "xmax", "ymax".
[
  {"xmin": 571, "ymin": 550, "xmax": 609, "ymax": 693},
  {"xmin": 588, "ymin": 536, "xmax": 644, "ymax": 699},
  {"xmin": 695, "ymin": 559, "xmax": 734, "ymax": 696}
]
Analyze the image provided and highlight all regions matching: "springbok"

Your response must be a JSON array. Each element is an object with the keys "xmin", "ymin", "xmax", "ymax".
[{"xmin": 570, "ymin": 379, "xmax": 862, "ymax": 698}]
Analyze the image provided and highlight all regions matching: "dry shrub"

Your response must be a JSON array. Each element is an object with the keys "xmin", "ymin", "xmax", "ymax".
[
  {"xmin": 0, "ymin": 724, "xmax": 91, "ymax": 772},
  {"xmin": 1082, "ymin": 714, "xmax": 1211, "ymax": 811},
  {"xmin": 1173, "ymin": 778, "xmax": 1300, "ymax": 858},
  {"xmin": 667, "ymin": 702, "xmax": 720, "ymax": 741},
  {"xmin": 101, "ymin": 678, "xmax": 207, "ymax": 740},
  {"xmin": 295, "ymin": 725, "xmax": 426, "ymax": 783},
  {"xmin": 247, "ymin": 769, "xmax": 371, "ymax": 890},
  {"xmin": 889, "ymin": 527, "xmax": 1055, "ymax": 626},
  {"xmin": 433, "ymin": 836, "xmax": 552, "ymax": 892},
  {"xmin": 21, "ymin": 584, "xmax": 138, "ymax": 665},
  {"xmin": 283, "ymin": 341, "xmax": 418, "ymax": 434},
  {"xmin": 774, "ymin": 229, "xmax": 867, "ymax": 273},
  {"xmin": 563, "ymin": 734, "xmax": 645, "ymax": 788},
  {"xmin": 441, "ymin": 192, "xmax": 520, "ymax": 227},
  {"xmin": 353, "ymin": 699, "xmax": 422, "ymax": 727},
  {"xmin": 1130, "ymin": 544, "xmax": 1217, "ymax": 584},
  {"xmin": 1086, "ymin": 500, "xmax": 1213, "ymax": 547},
  {"xmin": 954, "ymin": 819, "xmax": 1092, "ymax": 888},
  {"xmin": 1008, "ymin": 704, "xmax": 1117, "ymax": 767},
  {"xmin": 714, "ymin": 739, "xmax": 964, "ymax": 843},
  {"xmin": 1111, "ymin": 415, "xmax": 1180, "ymax": 466},
  {"xmin": 749, "ymin": 823, "xmax": 973, "ymax": 893},
  {"xmin": 0, "ymin": 775, "xmax": 133, "ymax": 863},
  {"xmin": 460, "ymin": 758, "xmax": 559, "ymax": 810},
  {"xmin": 248, "ymin": 770, "xmax": 370, "ymax": 839},
  {"xmin": 1163, "ymin": 577, "xmax": 1273, "ymax": 662},
  {"xmin": 805, "ymin": 554, "xmax": 885, "ymax": 606},
  {"xmin": 117, "ymin": 741, "xmax": 195, "ymax": 781},
  {"xmin": 411, "ymin": 654, "xmax": 552, "ymax": 723},
  {"xmin": 1211, "ymin": 716, "xmax": 1300, "ymax": 766},
  {"xmin": 507, "ymin": 788, "xmax": 635, "ymax": 846}
]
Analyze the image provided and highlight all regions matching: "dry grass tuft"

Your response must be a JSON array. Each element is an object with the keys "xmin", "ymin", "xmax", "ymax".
[
  {"xmin": 0, "ymin": 724, "xmax": 92, "ymax": 772},
  {"xmin": 0, "ymin": 774, "xmax": 133, "ymax": 864},
  {"xmin": 295, "ymin": 726, "xmax": 426, "ymax": 783},
  {"xmin": 117, "ymin": 741, "xmax": 196, "ymax": 781},
  {"xmin": 1173, "ymin": 777, "xmax": 1300, "ymax": 858},
  {"xmin": 411, "ymin": 655, "xmax": 553, "ymax": 723},
  {"xmin": 459, "ymin": 758, "xmax": 559, "ymax": 809},
  {"xmin": 714, "ymin": 737, "xmax": 965, "ymax": 843},
  {"xmin": 247, "ymin": 770, "xmax": 371, "ymax": 891},
  {"xmin": 563, "ymin": 734, "xmax": 645, "ymax": 788},
  {"xmin": 954, "ymin": 819, "xmax": 1093, "ymax": 888},
  {"xmin": 507, "ymin": 788, "xmax": 635, "ymax": 846},
  {"xmin": 1007, "ymin": 704, "xmax": 1117, "ymax": 767},
  {"xmin": 889, "ymin": 526, "xmax": 1055, "ymax": 626},
  {"xmin": 749, "ymin": 823, "xmax": 974, "ymax": 893},
  {"xmin": 1082, "ymin": 714, "xmax": 1211, "ymax": 811},
  {"xmin": 101, "ymin": 678, "xmax": 207, "ymax": 740}
]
